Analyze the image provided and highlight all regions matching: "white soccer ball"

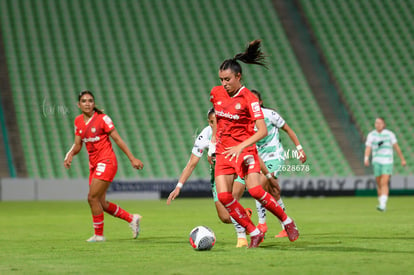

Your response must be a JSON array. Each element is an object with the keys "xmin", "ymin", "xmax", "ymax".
[{"xmin": 189, "ymin": 225, "xmax": 216, "ymax": 251}]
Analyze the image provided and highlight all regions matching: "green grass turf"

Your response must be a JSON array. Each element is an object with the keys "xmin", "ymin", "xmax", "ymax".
[{"xmin": 0, "ymin": 196, "xmax": 413, "ymax": 274}]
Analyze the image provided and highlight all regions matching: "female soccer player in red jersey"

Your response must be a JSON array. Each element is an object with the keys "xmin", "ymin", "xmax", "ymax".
[
  {"xmin": 64, "ymin": 91, "xmax": 144, "ymax": 242},
  {"xmin": 210, "ymin": 40, "xmax": 299, "ymax": 248}
]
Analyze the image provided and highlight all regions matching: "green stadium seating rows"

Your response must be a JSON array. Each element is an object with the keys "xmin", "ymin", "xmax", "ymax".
[
  {"xmin": 1, "ymin": 0, "xmax": 353, "ymax": 178},
  {"xmin": 301, "ymin": 0, "xmax": 413, "ymax": 175}
]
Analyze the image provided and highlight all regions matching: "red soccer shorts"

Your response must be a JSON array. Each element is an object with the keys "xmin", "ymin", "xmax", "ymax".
[
  {"xmin": 89, "ymin": 159, "xmax": 118, "ymax": 185},
  {"xmin": 215, "ymin": 147, "xmax": 261, "ymax": 179}
]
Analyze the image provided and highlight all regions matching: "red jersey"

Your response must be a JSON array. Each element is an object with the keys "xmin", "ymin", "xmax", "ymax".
[
  {"xmin": 74, "ymin": 112, "xmax": 117, "ymax": 167},
  {"xmin": 210, "ymin": 85, "xmax": 264, "ymax": 154}
]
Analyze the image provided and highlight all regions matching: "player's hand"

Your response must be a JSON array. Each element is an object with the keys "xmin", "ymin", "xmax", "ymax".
[
  {"xmin": 401, "ymin": 159, "xmax": 407, "ymax": 167},
  {"xmin": 267, "ymin": 176, "xmax": 281, "ymax": 193},
  {"xmin": 364, "ymin": 159, "xmax": 370, "ymax": 167},
  {"xmin": 131, "ymin": 158, "xmax": 144, "ymax": 170},
  {"xmin": 208, "ymin": 154, "xmax": 216, "ymax": 165},
  {"xmin": 223, "ymin": 145, "xmax": 243, "ymax": 162},
  {"xmin": 167, "ymin": 187, "xmax": 181, "ymax": 205},
  {"xmin": 63, "ymin": 155, "xmax": 72, "ymax": 169},
  {"xmin": 298, "ymin": 149, "xmax": 307, "ymax": 163},
  {"xmin": 264, "ymin": 176, "xmax": 281, "ymax": 200}
]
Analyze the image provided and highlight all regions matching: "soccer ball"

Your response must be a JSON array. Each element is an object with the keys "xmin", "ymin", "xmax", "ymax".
[{"xmin": 189, "ymin": 226, "xmax": 216, "ymax": 251}]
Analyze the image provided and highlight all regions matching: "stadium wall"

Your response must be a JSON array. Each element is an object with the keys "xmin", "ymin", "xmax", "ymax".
[{"xmin": 1, "ymin": 176, "xmax": 413, "ymax": 201}]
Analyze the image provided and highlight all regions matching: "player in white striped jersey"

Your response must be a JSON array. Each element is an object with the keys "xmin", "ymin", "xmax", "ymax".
[
  {"xmin": 249, "ymin": 89, "xmax": 306, "ymax": 238},
  {"xmin": 364, "ymin": 117, "xmax": 406, "ymax": 211},
  {"xmin": 166, "ymin": 109, "xmax": 251, "ymax": 247}
]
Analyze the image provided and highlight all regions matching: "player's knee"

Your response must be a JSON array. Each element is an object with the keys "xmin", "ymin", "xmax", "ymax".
[{"xmin": 87, "ymin": 192, "xmax": 100, "ymax": 205}]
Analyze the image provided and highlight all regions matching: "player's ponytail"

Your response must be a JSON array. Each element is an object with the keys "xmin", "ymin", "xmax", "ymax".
[
  {"xmin": 234, "ymin": 39, "xmax": 267, "ymax": 67},
  {"xmin": 78, "ymin": 90, "xmax": 104, "ymax": 114},
  {"xmin": 219, "ymin": 39, "xmax": 267, "ymax": 75}
]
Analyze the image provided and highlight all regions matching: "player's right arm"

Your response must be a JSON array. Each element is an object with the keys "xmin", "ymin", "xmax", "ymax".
[
  {"xmin": 364, "ymin": 133, "xmax": 372, "ymax": 167},
  {"xmin": 364, "ymin": 146, "xmax": 371, "ymax": 167},
  {"xmin": 208, "ymin": 112, "xmax": 217, "ymax": 165},
  {"xmin": 63, "ymin": 135, "xmax": 82, "ymax": 169},
  {"xmin": 168, "ymin": 126, "xmax": 211, "ymax": 204},
  {"xmin": 167, "ymin": 153, "xmax": 201, "ymax": 204}
]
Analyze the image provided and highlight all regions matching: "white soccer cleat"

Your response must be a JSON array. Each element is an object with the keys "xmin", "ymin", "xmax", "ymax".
[
  {"xmin": 86, "ymin": 235, "xmax": 106, "ymax": 242},
  {"xmin": 130, "ymin": 214, "xmax": 142, "ymax": 239},
  {"xmin": 376, "ymin": 205, "xmax": 386, "ymax": 212}
]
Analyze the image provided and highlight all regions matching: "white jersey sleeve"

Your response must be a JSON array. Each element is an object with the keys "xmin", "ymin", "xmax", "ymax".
[
  {"xmin": 191, "ymin": 126, "xmax": 213, "ymax": 158},
  {"xmin": 389, "ymin": 131, "xmax": 397, "ymax": 144},
  {"xmin": 365, "ymin": 131, "xmax": 374, "ymax": 147},
  {"xmin": 268, "ymin": 109, "xmax": 285, "ymax": 128}
]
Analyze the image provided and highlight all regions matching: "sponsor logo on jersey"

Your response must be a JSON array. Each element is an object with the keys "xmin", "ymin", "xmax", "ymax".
[
  {"xmin": 82, "ymin": 136, "xmax": 100, "ymax": 143},
  {"xmin": 251, "ymin": 102, "xmax": 260, "ymax": 112},
  {"xmin": 103, "ymin": 115, "xmax": 114, "ymax": 128},
  {"xmin": 251, "ymin": 102, "xmax": 262, "ymax": 118},
  {"xmin": 215, "ymin": 110, "xmax": 240, "ymax": 120}
]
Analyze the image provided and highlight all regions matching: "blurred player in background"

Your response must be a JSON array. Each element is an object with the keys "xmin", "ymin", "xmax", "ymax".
[
  {"xmin": 167, "ymin": 108, "xmax": 253, "ymax": 248},
  {"xmin": 364, "ymin": 117, "xmax": 406, "ymax": 211},
  {"xmin": 64, "ymin": 90, "xmax": 144, "ymax": 242},
  {"xmin": 210, "ymin": 39, "xmax": 299, "ymax": 248},
  {"xmin": 234, "ymin": 89, "xmax": 307, "ymax": 238}
]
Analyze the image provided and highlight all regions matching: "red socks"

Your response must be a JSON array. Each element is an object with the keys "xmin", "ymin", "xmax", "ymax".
[
  {"xmin": 92, "ymin": 213, "xmax": 104, "ymax": 236},
  {"xmin": 218, "ymin": 192, "xmax": 256, "ymax": 233},
  {"xmin": 92, "ymin": 203, "xmax": 133, "ymax": 236},
  {"xmin": 105, "ymin": 202, "xmax": 133, "ymax": 223},
  {"xmin": 248, "ymin": 185, "xmax": 287, "ymax": 222}
]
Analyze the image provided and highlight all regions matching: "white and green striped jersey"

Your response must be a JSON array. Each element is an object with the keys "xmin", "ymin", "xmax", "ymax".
[
  {"xmin": 191, "ymin": 126, "xmax": 212, "ymax": 158},
  {"xmin": 365, "ymin": 129, "xmax": 397, "ymax": 165},
  {"xmin": 256, "ymin": 107, "xmax": 286, "ymax": 161}
]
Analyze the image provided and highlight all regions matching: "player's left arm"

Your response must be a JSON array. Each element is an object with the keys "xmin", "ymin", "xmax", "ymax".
[
  {"xmin": 393, "ymin": 143, "xmax": 406, "ymax": 166},
  {"xmin": 110, "ymin": 129, "xmax": 144, "ymax": 170},
  {"xmin": 281, "ymin": 123, "xmax": 306, "ymax": 163},
  {"xmin": 259, "ymin": 157, "xmax": 281, "ymax": 196}
]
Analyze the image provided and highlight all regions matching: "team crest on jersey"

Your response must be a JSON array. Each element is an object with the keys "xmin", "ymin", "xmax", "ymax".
[
  {"xmin": 217, "ymin": 101, "xmax": 222, "ymax": 105},
  {"xmin": 235, "ymin": 103, "xmax": 241, "ymax": 110},
  {"xmin": 79, "ymin": 130, "xmax": 83, "ymax": 134},
  {"xmin": 91, "ymin": 127, "xmax": 96, "ymax": 133}
]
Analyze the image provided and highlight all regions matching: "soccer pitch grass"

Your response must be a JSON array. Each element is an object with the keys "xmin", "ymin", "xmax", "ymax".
[{"xmin": 0, "ymin": 196, "xmax": 413, "ymax": 274}]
